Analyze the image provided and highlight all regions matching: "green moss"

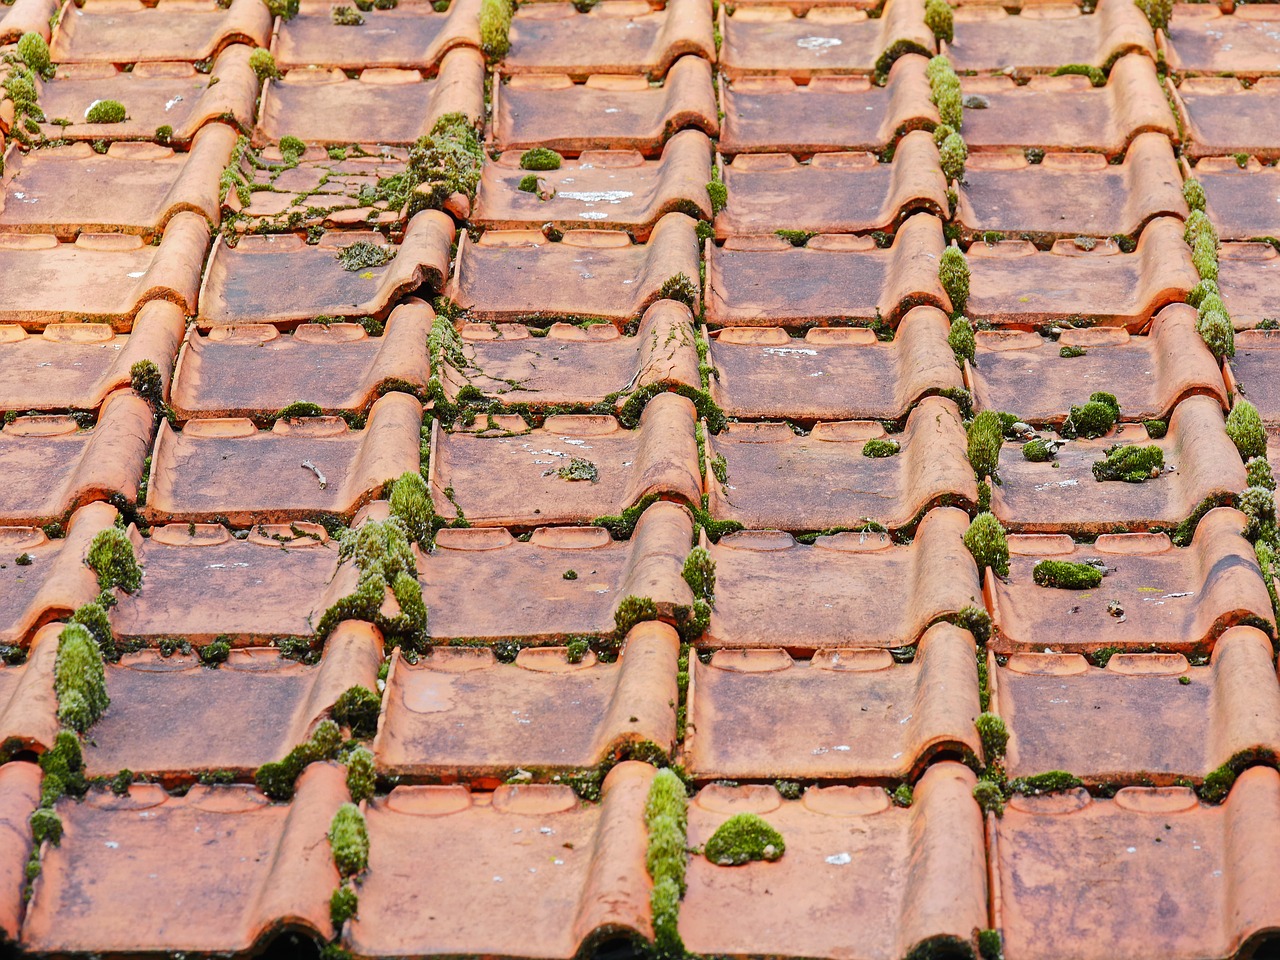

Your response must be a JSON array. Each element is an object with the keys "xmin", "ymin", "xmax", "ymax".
[
  {"xmin": 1257, "ymin": 540, "xmax": 1280, "ymax": 616},
  {"xmin": 29, "ymin": 806, "xmax": 62, "ymax": 849},
  {"xmin": 15, "ymin": 553, "xmax": 32, "ymax": 566},
  {"xmin": 336, "ymin": 240, "xmax": 393, "ymax": 272},
  {"xmin": 345, "ymin": 745, "xmax": 376, "ymax": 802},
  {"xmin": 85, "ymin": 100, "xmax": 126, "ymax": 124},
  {"xmin": 366, "ymin": 114, "xmax": 483, "ymax": 216},
  {"xmin": 927, "ymin": 57, "xmax": 963, "ymax": 130},
  {"xmin": 924, "ymin": 0, "xmax": 953, "ymax": 42},
  {"xmin": 967, "ymin": 410, "xmax": 1003, "ymax": 481},
  {"xmin": 939, "ymin": 246, "xmax": 969, "ymax": 315},
  {"xmin": 69, "ymin": 601, "xmax": 115, "ymax": 661},
  {"xmin": 331, "ymin": 4, "xmax": 364, "ymax": 22},
  {"xmin": 199, "ymin": 638, "xmax": 231, "ymax": 665},
  {"xmin": 1188, "ymin": 277, "xmax": 1219, "ymax": 308},
  {"xmin": 1192, "ymin": 231, "xmax": 1219, "ymax": 282},
  {"xmin": 658, "ymin": 273, "xmax": 699, "ymax": 310},
  {"xmin": 1183, "ymin": 177, "xmax": 1206, "ymax": 213},
  {"xmin": 938, "ymin": 131, "xmax": 967, "ymax": 183},
  {"xmin": 264, "ymin": 0, "xmax": 300, "ymax": 18},
  {"xmin": 1092, "ymin": 443, "xmax": 1164, "ymax": 482},
  {"xmin": 707, "ymin": 164, "xmax": 727, "ymax": 215},
  {"xmin": 1142, "ymin": 419, "xmax": 1167, "ymax": 440},
  {"xmin": 1248, "ymin": 456, "xmax": 1276, "ymax": 491},
  {"xmin": 892, "ymin": 783, "xmax": 913, "ymax": 807},
  {"xmin": 1052, "ymin": 63, "xmax": 1105, "ymax": 86},
  {"xmin": 964, "ymin": 513, "xmax": 1009, "ymax": 578},
  {"xmin": 704, "ymin": 813, "xmax": 785, "ymax": 866},
  {"xmin": 1063, "ymin": 391, "xmax": 1119, "ymax": 439},
  {"xmin": 249, "ymin": 48, "xmax": 280, "ymax": 82},
  {"xmin": 948, "ymin": 316, "xmax": 975, "ymax": 364},
  {"xmin": 479, "ymin": 0, "xmax": 512, "ymax": 58},
  {"xmin": 1200, "ymin": 748, "xmax": 1276, "ymax": 802},
  {"xmin": 566, "ymin": 637, "xmax": 590, "ymax": 663},
  {"xmin": 333, "ymin": 685, "xmax": 381, "ymax": 738},
  {"xmin": 1059, "ymin": 345, "xmax": 1087, "ymax": 359},
  {"xmin": 978, "ymin": 928, "xmax": 1004, "ymax": 960},
  {"xmin": 1240, "ymin": 486, "xmax": 1276, "ymax": 543},
  {"xmin": 17, "ymin": 33, "xmax": 51, "ymax": 77},
  {"xmin": 614, "ymin": 595, "xmax": 658, "ymax": 645},
  {"xmin": 949, "ymin": 604, "xmax": 991, "ymax": 645},
  {"xmin": 1184, "ymin": 209, "xmax": 1217, "ymax": 248},
  {"xmin": 1136, "ymin": 0, "xmax": 1171, "ymax": 32},
  {"xmin": 558, "ymin": 457, "xmax": 598, "ymax": 482},
  {"xmin": 1032, "ymin": 559, "xmax": 1104, "ymax": 589},
  {"xmin": 279, "ymin": 135, "xmax": 306, "ymax": 162},
  {"xmin": 516, "ymin": 173, "xmax": 540, "ymax": 193},
  {"xmin": 128, "ymin": 359, "xmax": 164, "ymax": 409},
  {"xmin": 975, "ymin": 712, "xmax": 1008, "ymax": 764},
  {"xmin": 972, "ymin": 778, "xmax": 1004, "ymax": 815},
  {"xmin": 1197, "ymin": 303, "xmax": 1235, "ymax": 360},
  {"xmin": 862, "ymin": 438, "xmax": 900, "ymax": 458},
  {"xmin": 329, "ymin": 803, "xmax": 369, "ymax": 876},
  {"xmin": 519, "ymin": 147, "xmax": 562, "ymax": 171},
  {"xmin": 330, "ymin": 884, "xmax": 358, "ymax": 926},
  {"xmin": 682, "ymin": 547, "xmax": 715, "ymax": 601},
  {"xmin": 645, "ymin": 769, "xmax": 689, "ymax": 959},
  {"xmin": 387, "ymin": 470, "xmax": 432, "ymax": 548},
  {"xmin": 775, "ymin": 229, "xmax": 816, "ymax": 247},
  {"xmin": 255, "ymin": 719, "xmax": 342, "ymax": 800},
  {"xmin": 1227, "ymin": 400, "xmax": 1267, "ymax": 461},
  {"xmin": 1009, "ymin": 771, "xmax": 1083, "ymax": 795},
  {"xmin": 55, "ymin": 623, "xmax": 109, "ymax": 733}
]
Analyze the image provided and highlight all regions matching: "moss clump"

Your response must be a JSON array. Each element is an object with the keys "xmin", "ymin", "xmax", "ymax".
[
  {"xmin": 1022, "ymin": 438, "xmax": 1053, "ymax": 462},
  {"xmin": 516, "ymin": 173, "xmax": 539, "ymax": 193},
  {"xmin": 249, "ymin": 48, "xmax": 280, "ymax": 81},
  {"xmin": 939, "ymin": 245, "xmax": 969, "ymax": 315},
  {"xmin": 1241, "ymin": 486, "xmax": 1276, "ymax": 543},
  {"xmin": 1249, "ymin": 457, "xmax": 1276, "ymax": 491},
  {"xmin": 336, "ymin": 240, "xmax": 393, "ymax": 272},
  {"xmin": 1183, "ymin": 178, "xmax": 1206, "ymax": 213},
  {"xmin": 1191, "ymin": 231, "xmax": 1219, "ymax": 282},
  {"xmin": 927, "ymin": 56, "xmax": 962, "ymax": 130},
  {"xmin": 1135, "ymin": 0, "xmax": 1171, "ymax": 32},
  {"xmin": 939, "ymin": 131, "xmax": 967, "ymax": 183},
  {"xmin": 964, "ymin": 513, "xmax": 1009, "ymax": 578},
  {"xmin": 1009, "ymin": 771, "xmax": 1083, "ymax": 795},
  {"xmin": 129, "ymin": 359, "xmax": 164, "ymax": 408},
  {"xmin": 276, "ymin": 400, "xmax": 322, "ymax": 421},
  {"xmin": 1032, "ymin": 559, "xmax": 1103, "ymax": 589},
  {"xmin": 199, "ymin": 638, "xmax": 231, "ymax": 665},
  {"xmin": 1092, "ymin": 443, "xmax": 1164, "ymax": 482},
  {"xmin": 891, "ymin": 783, "xmax": 913, "ymax": 807},
  {"xmin": 519, "ymin": 147, "xmax": 562, "ymax": 171},
  {"xmin": 29, "ymin": 807, "xmax": 62, "ymax": 847},
  {"xmin": 87, "ymin": 528, "xmax": 142, "ymax": 593},
  {"xmin": 345, "ymin": 745, "xmax": 376, "ymax": 803},
  {"xmin": 975, "ymin": 711, "xmax": 1008, "ymax": 763},
  {"xmin": 328, "ymin": 803, "xmax": 369, "ymax": 876},
  {"xmin": 366, "ymin": 113, "xmax": 484, "ymax": 215},
  {"xmin": 967, "ymin": 410, "xmax": 1004, "ymax": 482},
  {"xmin": 1063, "ymin": 391, "xmax": 1119, "ymax": 439},
  {"xmin": 1197, "ymin": 301, "xmax": 1235, "ymax": 361},
  {"xmin": 704, "ymin": 813, "xmax": 785, "ymax": 866},
  {"xmin": 279, "ymin": 135, "xmax": 306, "ymax": 162},
  {"xmin": 1059, "ymin": 345, "xmax": 1086, "ymax": 358},
  {"xmin": 332, "ymin": 4, "xmax": 364, "ymax": 22},
  {"xmin": 948, "ymin": 316, "xmax": 975, "ymax": 364},
  {"xmin": 17, "ymin": 33, "xmax": 51, "ymax": 77},
  {"xmin": 330, "ymin": 884, "xmax": 358, "ymax": 926},
  {"xmin": 978, "ymin": 928, "xmax": 1003, "ymax": 960},
  {"xmin": 1226, "ymin": 400, "xmax": 1267, "ymax": 461},
  {"xmin": 1185, "ymin": 209, "xmax": 1217, "ymax": 249},
  {"xmin": 1144, "ymin": 419, "xmax": 1167, "ymax": 439},
  {"xmin": 645, "ymin": 769, "xmax": 689, "ymax": 960},
  {"xmin": 558, "ymin": 457, "xmax": 599, "ymax": 482},
  {"xmin": 566, "ymin": 637, "xmax": 590, "ymax": 663},
  {"xmin": 1257, "ymin": 540, "xmax": 1279, "ymax": 616},
  {"xmin": 862, "ymin": 438, "xmax": 900, "ymax": 458},
  {"xmin": 658, "ymin": 273, "xmax": 699, "ymax": 310},
  {"xmin": 333, "ymin": 686, "xmax": 381, "ymax": 738},
  {"xmin": 38, "ymin": 731, "xmax": 87, "ymax": 808},
  {"xmin": 264, "ymin": 0, "xmax": 300, "ymax": 18},
  {"xmin": 256, "ymin": 719, "xmax": 343, "ymax": 800},
  {"xmin": 387, "ymin": 470, "xmax": 432, "ymax": 548},
  {"xmin": 479, "ymin": 0, "xmax": 513, "ymax": 58},
  {"xmin": 1188, "ymin": 277, "xmax": 1219, "ymax": 309},
  {"xmin": 924, "ymin": 0, "xmax": 953, "ymax": 43},
  {"xmin": 55, "ymin": 623, "xmax": 110, "ymax": 733},
  {"xmin": 1052, "ymin": 63, "xmax": 1105, "ymax": 86},
  {"xmin": 707, "ymin": 165, "xmax": 727, "ymax": 215},
  {"xmin": 70, "ymin": 601, "xmax": 115, "ymax": 661},
  {"xmin": 85, "ymin": 100, "xmax": 126, "ymax": 124},
  {"xmin": 682, "ymin": 547, "xmax": 715, "ymax": 602},
  {"xmin": 614, "ymin": 595, "xmax": 658, "ymax": 644}
]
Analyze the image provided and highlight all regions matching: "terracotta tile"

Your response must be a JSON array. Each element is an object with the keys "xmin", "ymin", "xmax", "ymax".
[
  {"xmin": 993, "ymin": 625, "xmax": 1280, "ymax": 785},
  {"xmin": 1190, "ymin": 155, "xmax": 1280, "ymax": 241},
  {"xmin": 33, "ymin": 48, "xmax": 259, "ymax": 146},
  {"xmin": 703, "ymin": 506, "xmax": 983, "ymax": 650},
  {"xmin": 374, "ymin": 620, "xmax": 680, "ymax": 780},
  {"xmin": 960, "ymin": 55, "xmax": 1175, "ymax": 155},
  {"xmin": 686, "ymin": 621, "xmax": 983, "ymax": 780},
  {"xmin": 84, "ymin": 622, "xmax": 383, "ymax": 779},
  {"xmin": 943, "ymin": 0, "xmax": 1154, "ymax": 75},
  {"xmin": 473, "ymin": 129, "xmax": 714, "ymax": 239},
  {"xmin": 679, "ymin": 762, "xmax": 988, "ymax": 960},
  {"xmin": 1163, "ymin": 4, "xmax": 1280, "ymax": 78},
  {"xmin": 715, "ymin": 130, "xmax": 948, "ymax": 237},
  {"xmin": 0, "ymin": 0, "xmax": 58, "ymax": 44},
  {"xmin": 347, "ymin": 761, "xmax": 654, "ymax": 958},
  {"xmin": 719, "ymin": 0, "xmax": 935, "ymax": 79},
  {"xmin": 21, "ymin": 762, "xmax": 346, "ymax": 955},
  {"xmin": 1217, "ymin": 242, "xmax": 1280, "ymax": 330},
  {"xmin": 706, "ymin": 213, "xmax": 949, "ymax": 328},
  {"xmin": 1229, "ymin": 329, "xmax": 1280, "ymax": 426},
  {"xmin": 144, "ymin": 391, "xmax": 423, "ymax": 525},
  {"xmin": 418, "ymin": 499, "xmax": 696, "ymax": 643},
  {"xmin": 429, "ymin": 391, "xmax": 701, "ymax": 527},
  {"xmin": 0, "ymin": 622, "xmax": 61, "ymax": 753},
  {"xmin": 446, "ymin": 212, "xmax": 700, "ymax": 326},
  {"xmin": 274, "ymin": 0, "xmax": 482, "ymax": 71},
  {"xmin": 707, "ymin": 305, "xmax": 962, "ymax": 422},
  {"xmin": 198, "ymin": 210, "xmax": 454, "ymax": 328},
  {"xmin": 705, "ymin": 395, "xmax": 977, "ymax": 532},
  {"xmin": 0, "ymin": 124, "xmax": 236, "ymax": 239},
  {"xmin": 970, "ymin": 304, "xmax": 1228, "ymax": 425},
  {"xmin": 171, "ymin": 301, "xmax": 431, "ymax": 423},
  {"xmin": 966, "ymin": 217, "xmax": 1198, "ymax": 330},
  {"xmin": 728, "ymin": 0, "xmax": 879, "ymax": 13},
  {"xmin": 990, "ymin": 396, "xmax": 1247, "ymax": 534},
  {"xmin": 255, "ymin": 47, "xmax": 485, "ymax": 146},
  {"xmin": 492, "ymin": 55, "xmax": 720, "ymax": 155},
  {"xmin": 988, "ymin": 507, "xmax": 1274, "ymax": 653},
  {"xmin": 955, "ymin": 132, "xmax": 1187, "ymax": 243},
  {"xmin": 992, "ymin": 767, "xmax": 1280, "ymax": 960},
  {"xmin": 108, "ymin": 521, "xmax": 360, "ymax": 645},
  {"xmin": 0, "ymin": 301, "xmax": 184, "ymax": 415},
  {"xmin": 0, "ymin": 501, "xmax": 118, "ymax": 649},
  {"xmin": 222, "ymin": 143, "xmax": 412, "ymax": 235},
  {"xmin": 0, "ymin": 761, "xmax": 39, "ymax": 942},
  {"xmin": 505, "ymin": 0, "xmax": 715, "ymax": 77},
  {"xmin": 1172, "ymin": 74, "xmax": 1280, "ymax": 161},
  {"xmin": 718, "ymin": 53, "xmax": 936, "ymax": 155},
  {"xmin": 0, "ymin": 390, "xmax": 152, "ymax": 526},
  {"xmin": 50, "ymin": 0, "xmax": 272, "ymax": 63},
  {"xmin": 442, "ymin": 300, "xmax": 702, "ymax": 412},
  {"xmin": 0, "ymin": 212, "xmax": 208, "ymax": 331}
]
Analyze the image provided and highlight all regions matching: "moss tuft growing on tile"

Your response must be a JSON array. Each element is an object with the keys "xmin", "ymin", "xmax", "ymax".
[
  {"xmin": 388, "ymin": 470, "xmax": 432, "ymax": 548},
  {"xmin": 1240, "ymin": 486, "xmax": 1276, "ymax": 543},
  {"xmin": 329, "ymin": 803, "xmax": 370, "ymax": 876},
  {"xmin": 87, "ymin": 528, "xmax": 142, "ymax": 593},
  {"xmin": 1226, "ymin": 400, "xmax": 1267, "ymax": 461},
  {"xmin": 69, "ymin": 601, "xmax": 116, "ymax": 661},
  {"xmin": 85, "ymin": 100, "xmax": 127, "ymax": 124},
  {"xmin": 926, "ymin": 56, "xmax": 963, "ymax": 131},
  {"xmin": 256, "ymin": 719, "xmax": 343, "ymax": 799},
  {"xmin": 707, "ymin": 164, "xmax": 727, "ymax": 215},
  {"xmin": 1135, "ymin": 0, "xmax": 1171, "ymax": 32},
  {"xmin": 978, "ymin": 928, "xmax": 1004, "ymax": 960},
  {"xmin": 658, "ymin": 273, "xmax": 699, "ymax": 311},
  {"xmin": 975, "ymin": 712, "xmax": 1008, "ymax": 764},
  {"xmin": 948, "ymin": 316, "xmax": 975, "ymax": 365},
  {"xmin": 1249, "ymin": 457, "xmax": 1276, "ymax": 491},
  {"xmin": 614, "ymin": 595, "xmax": 658, "ymax": 645},
  {"xmin": 55, "ymin": 623, "xmax": 110, "ymax": 733},
  {"xmin": 345, "ymin": 745, "xmax": 377, "ymax": 803},
  {"xmin": 682, "ymin": 547, "xmax": 715, "ymax": 602},
  {"xmin": 964, "ymin": 513, "xmax": 1009, "ymax": 578},
  {"xmin": 924, "ymin": 0, "xmax": 953, "ymax": 43},
  {"xmin": 518, "ymin": 147, "xmax": 562, "ymax": 171},
  {"xmin": 704, "ymin": 813, "xmax": 785, "ymax": 866},
  {"xmin": 1062, "ymin": 392, "xmax": 1119, "ymax": 439},
  {"xmin": 1196, "ymin": 302, "xmax": 1235, "ymax": 361},
  {"xmin": 1092, "ymin": 443, "xmax": 1164, "ymax": 482},
  {"xmin": 331, "ymin": 4, "xmax": 364, "ymax": 23},
  {"xmin": 333, "ymin": 685, "xmax": 382, "ymax": 738},
  {"xmin": 516, "ymin": 173, "xmax": 540, "ymax": 193},
  {"xmin": 479, "ymin": 0, "xmax": 513, "ymax": 59},
  {"xmin": 939, "ymin": 246, "xmax": 969, "ymax": 316},
  {"xmin": 558, "ymin": 457, "xmax": 599, "ymax": 482},
  {"xmin": 1051, "ymin": 64, "xmax": 1105, "ymax": 87},
  {"xmin": 29, "ymin": 807, "xmax": 62, "ymax": 847},
  {"xmin": 330, "ymin": 884, "xmax": 358, "ymax": 926},
  {"xmin": 645, "ymin": 769, "xmax": 689, "ymax": 959},
  {"xmin": 1022, "ymin": 438, "xmax": 1053, "ymax": 462},
  {"xmin": 1032, "ymin": 559, "xmax": 1103, "ymax": 589},
  {"xmin": 939, "ymin": 131, "xmax": 967, "ymax": 184},
  {"xmin": 369, "ymin": 114, "xmax": 484, "ymax": 216},
  {"xmin": 17, "ymin": 33, "xmax": 51, "ymax": 78},
  {"xmin": 249, "ymin": 48, "xmax": 281, "ymax": 82},
  {"xmin": 336, "ymin": 240, "xmax": 393, "ymax": 272},
  {"xmin": 1182, "ymin": 178, "xmax": 1206, "ymax": 213},
  {"xmin": 862, "ymin": 438, "xmax": 900, "ymax": 458},
  {"xmin": 967, "ymin": 410, "xmax": 1003, "ymax": 482}
]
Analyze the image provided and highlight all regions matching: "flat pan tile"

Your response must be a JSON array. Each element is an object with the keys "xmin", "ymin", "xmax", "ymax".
[
  {"xmin": 50, "ymin": 0, "xmax": 272, "ymax": 63},
  {"xmin": 1230, "ymin": 329, "xmax": 1280, "ymax": 425},
  {"xmin": 1192, "ymin": 155, "xmax": 1280, "ymax": 241},
  {"xmin": 686, "ymin": 622, "xmax": 983, "ymax": 780},
  {"xmin": 704, "ymin": 507, "xmax": 983, "ymax": 650},
  {"xmin": 274, "ymin": 0, "xmax": 482, "ymax": 70},
  {"xmin": 705, "ymin": 395, "xmax": 977, "ymax": 532},
  {"xmin": 1173, "ymin": 75, "xmax": 1280, "ymax": 161},
  {"xmin": 1162, "ymin": 4, "xmax": 1280, "ymax": 77},
  {"xmin": 1218, "ymin": 242, "xmax": 1280, "ymax": 329}
]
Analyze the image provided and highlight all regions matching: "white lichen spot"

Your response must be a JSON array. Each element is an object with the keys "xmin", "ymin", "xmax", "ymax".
[{"xmin": 826, "ymin": 852, "xmax": 852, "ymax": 865}]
